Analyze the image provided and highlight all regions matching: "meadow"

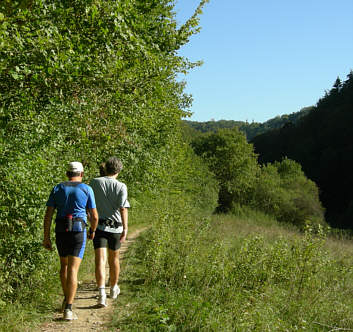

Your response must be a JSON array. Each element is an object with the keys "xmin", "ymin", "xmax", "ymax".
[{"xmin": 111, "ymin": 201, "xmax": 353, "ymax": 331}]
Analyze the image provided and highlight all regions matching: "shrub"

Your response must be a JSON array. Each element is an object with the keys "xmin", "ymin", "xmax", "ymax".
[
  {"xmin": 191, "ymin": 128, "xmax": 259, "ymax": 212},
  {"xmin": 251, "ymin": 158, "xmax": 325, "ymax": 227}
]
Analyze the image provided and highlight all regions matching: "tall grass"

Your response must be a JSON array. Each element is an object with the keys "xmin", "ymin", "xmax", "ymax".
[
  {"xmin": 0, "ymin": 251, "xmax": 60, "ymax": 332},
  {"xmin": 113, "ymin": 199, "xmax": 353, "ymax": 331}
]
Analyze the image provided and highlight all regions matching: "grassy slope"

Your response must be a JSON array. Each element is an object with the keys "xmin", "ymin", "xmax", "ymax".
[{"xmin": 110, "ymin": 210, "xmax": 353, "ymax": 331}]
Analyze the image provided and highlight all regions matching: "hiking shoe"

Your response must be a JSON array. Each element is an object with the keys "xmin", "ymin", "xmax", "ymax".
[
  {"xmin": 97, "ymin": 293, "xmax": 107, "ymax": 307},
  {"xmin": 63, "ymin": 309, "xmax": 78, "ymax": 320},
  {"xmin": 61, "ymin": 298, "xmax": 67, "ymax": 313},
  {"xmin": 110, "ymin": 285, "xmax": 120, "ymax": 299}
]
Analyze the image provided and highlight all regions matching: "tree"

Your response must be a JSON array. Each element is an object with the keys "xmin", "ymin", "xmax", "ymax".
[
  {"xmin": 191, "ymin": 128, "xmax": 259, "ymax": 211},
  {"xmin": 252, "ymin": 71, "xmax": 353, "ymax": 228},
  {"xmin": 332, "ymin": 76, "xmax": 342, "ymax": 91},
  {"xmin": 0, "ymin": 0, "xmax": 210, "ymax": 302}
]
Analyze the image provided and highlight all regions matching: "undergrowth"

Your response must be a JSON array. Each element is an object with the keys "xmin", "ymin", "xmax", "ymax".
[{"xmin": 112, "ymin": 199, "xmax": 353, "ymax": 331}]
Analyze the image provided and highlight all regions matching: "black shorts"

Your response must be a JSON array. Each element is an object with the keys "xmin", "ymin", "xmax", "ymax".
[
  {"xmin": 55, "ymin": 231, "xmax": 86, "ymax": 259},
  {"xmin": 93, "ymin": 229, "xmax": 121, "ymax": 251}
]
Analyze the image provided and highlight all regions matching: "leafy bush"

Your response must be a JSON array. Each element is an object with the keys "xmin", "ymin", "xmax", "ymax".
[
  {"xmin": 191, "ymin": 127, "xmax": 324, "ymax": 227},
  {"xmin": 158, "ymin": 140, "xmax": 219, "ymax": 214},
  {"xmin": 0, "ymin": 0, "xmax": 210, "ymax": 305},
  {"xmin": 251, "ymin": 158, "xmax": 325, "ymax": 227},
  {"xmin": 191, "ymin": 127, "xmax": 259, "ymax": 212}
]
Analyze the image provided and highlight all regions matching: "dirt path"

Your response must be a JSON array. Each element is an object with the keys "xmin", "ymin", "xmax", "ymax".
[{"xmin": 40, "ymin": 228, "xmax": 145, "ymax": 332}]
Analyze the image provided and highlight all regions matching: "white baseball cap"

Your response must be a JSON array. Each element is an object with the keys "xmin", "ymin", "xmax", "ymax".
[{"xmin": 67, "ymin": 161, "xmax": 84, "ymax": 172}]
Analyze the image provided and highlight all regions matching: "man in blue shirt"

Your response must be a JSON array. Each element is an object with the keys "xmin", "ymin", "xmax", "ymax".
[{"xmin": 43, "ymin": 161, "xmax": 98, "ymax": 320}]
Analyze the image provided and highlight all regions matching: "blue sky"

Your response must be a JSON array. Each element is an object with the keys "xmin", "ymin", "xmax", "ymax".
[{"xmin": 174, "ymin": 0, "xmax": 353, "ymax": 123}]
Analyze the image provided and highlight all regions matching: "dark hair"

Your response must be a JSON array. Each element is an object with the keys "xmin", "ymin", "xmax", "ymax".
[
  {"xmin": 105, "ymin": 157, "xmax": 123, "ymax": 175},
  {"xmin": 66, "ymin": 171, "xmax": 81, "ymax": 178},
  {"xmin": 99, "ymin": 162, "xmax": 106, "ymax": 176}
]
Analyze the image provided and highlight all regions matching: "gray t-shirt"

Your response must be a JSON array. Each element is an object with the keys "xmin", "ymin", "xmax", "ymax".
[{"xmin": 89, "ymin": 176, "xmax": 130, "ymax": 233}]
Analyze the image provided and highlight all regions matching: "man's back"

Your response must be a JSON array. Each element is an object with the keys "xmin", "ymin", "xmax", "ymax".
[
  {"xmin": 47, "ymin": 181, "xmax": 95, "ymax": 221},
  {"xmin": 43, "ymin": 161, "xmax": 99, "ymax": 320},
  {"xmin": 89, "ymin": 176, "xmax": 130, "ymax": 232}
]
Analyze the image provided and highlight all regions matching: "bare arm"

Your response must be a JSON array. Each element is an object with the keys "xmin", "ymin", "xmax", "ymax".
[
  {"xmin": 43, "ymin": 206, "xmax": 55, "ymax": 250},
  {"xmin": 120, "ymin": 207, "xmax": 128, "ymax": 243},
  {"xmin": 87, "ymin": 207, "xmax": 98, "ymax": 240}
]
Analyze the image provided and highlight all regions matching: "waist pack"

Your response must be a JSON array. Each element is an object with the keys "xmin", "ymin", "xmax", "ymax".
[
  {"xmin": 99, "ymin": 218, "xmax": 122, "ymax": 229},
  {"xmin": 55, "ymin": 215, "xmax": 85, "ymax": 232}
]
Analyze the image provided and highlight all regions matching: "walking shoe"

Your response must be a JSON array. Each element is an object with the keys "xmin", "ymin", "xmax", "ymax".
[
  {"xmin": 61, "ymin": 298, "xmax": 67, "ymax": 313},
  {"xmin": 63, "ymin": 309, "xmax": 78, "ymax": 320},
  {"xmin": 97, "ymin": 293, "xmax": 107, "ymax": 307},
  {"xmin": 110, "ymin": 285, "xmax": 120, "ymax": 299}
]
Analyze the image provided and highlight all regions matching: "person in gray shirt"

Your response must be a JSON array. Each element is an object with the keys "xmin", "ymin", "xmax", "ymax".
[{"xmin": 89, "ymin": 157, "xmax": 130, "ymax": 307}]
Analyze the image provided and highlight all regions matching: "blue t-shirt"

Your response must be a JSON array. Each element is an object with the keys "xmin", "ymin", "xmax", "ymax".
[{"xmin": 46, "ymin": 182, "xmax": 96, "ymax": 223}]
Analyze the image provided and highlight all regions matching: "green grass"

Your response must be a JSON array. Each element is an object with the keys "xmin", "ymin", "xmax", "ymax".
[
  {"xmin": 0, "ymin": 246, "xmax": 101, "ymax": 332},
  {"xmin": 0, "ymin": 254, "xmax": 60, "ymax": 332},
  {"xmin": 110, "ymin": 205, "xmax": 353, "ymax": 331},
  {"xmin": 2, "ymin": 203, "xmax": 353, "ymax": 331}
]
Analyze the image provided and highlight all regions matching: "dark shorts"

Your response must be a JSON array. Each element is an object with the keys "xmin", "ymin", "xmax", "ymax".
[
  {"xmin": 93, "ymin": 229, "xmax": 121, "ymax": 251},
  {"xmin": 55, "ymin": 230, "xmax": 86, "ymax": 259}
]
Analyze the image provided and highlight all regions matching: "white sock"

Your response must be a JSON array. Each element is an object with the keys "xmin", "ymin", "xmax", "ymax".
[{"xmin": 98, "ymin": 287, "xmax": 105, "ymax": 296}]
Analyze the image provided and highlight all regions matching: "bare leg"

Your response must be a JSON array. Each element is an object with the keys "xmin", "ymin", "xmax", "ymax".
[
  {"xmin": 59, "ymin": 256, "xmax": 69, "ymax": 299},
  {"xmin": 95, "ymin": 248, "xmax": 107, "ymax": 288},
  {"xmin": 108, "ymin": 249, "xmax": 120, "ymax": 287},
  {"xmin": 66, "ymin": 256, "xmax": 82, "ymax": 304}
]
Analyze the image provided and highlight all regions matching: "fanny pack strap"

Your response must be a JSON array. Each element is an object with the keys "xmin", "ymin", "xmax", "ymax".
[
  {"xmin": 55, "ymin": 217, "xmax": 85, "ymax": 232},
  {"xmin": 99, "ymin": 218, "xmax": 122, "ymax": 228}
]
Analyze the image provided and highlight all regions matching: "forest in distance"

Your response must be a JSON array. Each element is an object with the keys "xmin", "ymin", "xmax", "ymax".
[
  {"xmin": 183, "ymin": 105, "xmax": 313, "ymax": 141},
  {"xmin": 183, "ymin": 72, "xmax": 353, "ymax": 230}
]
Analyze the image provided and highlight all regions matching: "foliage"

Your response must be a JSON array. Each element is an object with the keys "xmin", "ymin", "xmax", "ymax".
[
  {"xmin": 251, "ymin": 158, "xmax": 325, "ymax": 228},
  {"xmin": 0, "ymin": 0, "xmax": 211, "ymax": 304},
  {"xmin": 190, "ymin": 127, "xmax": 324, "ymax": 227},
  {"xmin": 191, "ymin": 127, "xmax": 259, "ymax": 212},
  {"xmin": 159, "ymin": 136, "xmax": 219, "ymax": 214},
  {"xmin": 252, "ymin": 71, "xmax": 353, "ymax": 228}
]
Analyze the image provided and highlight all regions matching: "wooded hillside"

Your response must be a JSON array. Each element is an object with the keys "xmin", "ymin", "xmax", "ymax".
[
  {"xmin": 183, "ymin": 106, "xmax": 312, "ymax": 141},
  {"xmin": 252, "ymin": 73, "xmax": 353, "ymax": 229}
]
